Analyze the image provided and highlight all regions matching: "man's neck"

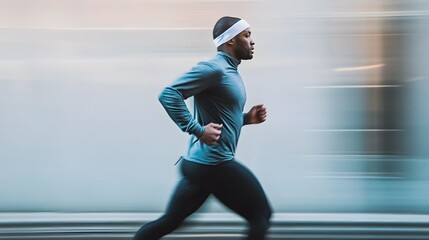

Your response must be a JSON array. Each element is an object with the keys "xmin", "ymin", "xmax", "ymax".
[{"xmin": 217, "ymin": 47, "xmax": 239, "ymax": 60}]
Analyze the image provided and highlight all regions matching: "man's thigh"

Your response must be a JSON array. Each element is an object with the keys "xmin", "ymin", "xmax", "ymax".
[
  {"xmin": 165, "ymin": 178, "xmax": 210, "ymax": 218},
  {"xmin": 211, "ymin": 161, "xmax": 271, "ymax": 220}
]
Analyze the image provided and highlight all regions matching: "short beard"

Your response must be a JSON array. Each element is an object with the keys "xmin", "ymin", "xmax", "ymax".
[
  {"xmin": 234, "ymin": 47, "xmax": 252, "ymax": 60},
  {"xmin": 243, "ymin": 54, "xmax": 253, "ymax": 60},
  {"xmin": 240, "ymin": 51, "xmax": 253, "ymax": 60}
]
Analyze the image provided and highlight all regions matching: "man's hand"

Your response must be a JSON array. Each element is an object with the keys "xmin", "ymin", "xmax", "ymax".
[
  {"xmin": 199, "ymin": 123, "xmax": 223, "ymax": 146},
  {"xmin": 245, "ymin": 104, "xmax": 267, "ymax": 125}
]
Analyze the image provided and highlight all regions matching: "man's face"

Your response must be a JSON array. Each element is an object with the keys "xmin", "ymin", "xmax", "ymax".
[{"xmin": 233, "ymin": 28, "xmax": 255, "ymax": 60}]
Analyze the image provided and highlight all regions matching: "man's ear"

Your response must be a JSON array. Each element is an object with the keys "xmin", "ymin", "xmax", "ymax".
[{"xmin": 226, "ymin": 38, "xmax": 235, "ymax": 46}]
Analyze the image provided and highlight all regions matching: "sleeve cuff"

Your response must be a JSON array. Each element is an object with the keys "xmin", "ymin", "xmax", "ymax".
[
  {"xmin": 243, "ymin": 112, "xmax": 249, "ymax": 126},
  {"xmin": 191, "ymin": 125, "xmax": 205, "ymax": 138}
]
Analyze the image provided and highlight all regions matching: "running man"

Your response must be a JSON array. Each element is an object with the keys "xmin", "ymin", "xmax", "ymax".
[{"xmin": 134, "ymin": 16, "xmax": 272, "ymax": 240}]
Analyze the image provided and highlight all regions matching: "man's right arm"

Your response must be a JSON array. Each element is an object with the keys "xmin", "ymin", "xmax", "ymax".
[
  {"xmin": 158, "ymin": 62, "xmax": 221, "ymax": 139},
  {"xmin": 158, "ymin": 86, "xmax": 205, "ymax": 138}
]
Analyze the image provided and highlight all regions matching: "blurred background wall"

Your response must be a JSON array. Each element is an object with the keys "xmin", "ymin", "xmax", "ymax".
[{"xmin": 1, "ymin": 0, "xmax": 429, "ymax": 214}]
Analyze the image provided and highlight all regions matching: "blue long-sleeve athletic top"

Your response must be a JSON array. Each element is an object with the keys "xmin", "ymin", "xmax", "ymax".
[{"xmin": 158, "ymin": 51, "xmax": 248, "ymax": 165}]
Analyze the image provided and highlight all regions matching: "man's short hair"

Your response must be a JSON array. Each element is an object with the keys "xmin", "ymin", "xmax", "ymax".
[{"xmin": 213, "ymin": 16, "xmax": 241, "ymax": 40}]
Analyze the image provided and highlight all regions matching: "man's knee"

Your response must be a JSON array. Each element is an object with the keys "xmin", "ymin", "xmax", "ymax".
[
  {"xmin": 248, "ymin": 214, "xmax": 271, "ymax": 238},
  {"xmin": 260, "ymin": 208, "xmax": 273, "ymax": 235},
  {"xmin": 263, "ymin": 205, "xmax": 273, "ymax": 228},
  {"xmin": 261, "ymin": 214, "xmax": 271, "ymax": 231}
]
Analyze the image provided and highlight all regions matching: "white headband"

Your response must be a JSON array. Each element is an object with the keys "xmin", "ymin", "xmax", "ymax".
[{"xmin": 213, "ymin": 19, "xmax": 250, "ymax": 47}]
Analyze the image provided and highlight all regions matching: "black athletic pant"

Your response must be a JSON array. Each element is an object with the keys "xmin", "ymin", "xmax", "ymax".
[{"xmin": 133, "ymin": 159, "xmax": 272, "ymax": 240}]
